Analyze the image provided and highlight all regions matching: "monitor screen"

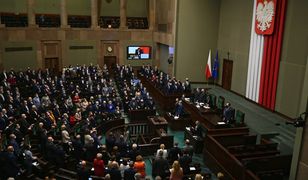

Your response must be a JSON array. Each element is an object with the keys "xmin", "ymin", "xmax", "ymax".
[{"xmin": 127, "ymin": 46, "xmax": 151, "ymax": 60}]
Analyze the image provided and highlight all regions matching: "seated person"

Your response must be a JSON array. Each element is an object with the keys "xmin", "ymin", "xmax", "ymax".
[{"xmin": 223, "ymin": 102, "xmax": 235, "ymax": 123}]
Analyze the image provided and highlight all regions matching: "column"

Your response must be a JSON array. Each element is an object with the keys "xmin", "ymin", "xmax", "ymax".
[
  {"xmin": 91, "ymin": 0, "xmax": 99, "ymax": 29},
  {"xmin": 27, "ymin": 0, "xmax": 36, "ymax": 27},
  {"xmin": 120, "ymin": 0, "xmax": 127, "ymax": 29},
  {"xmin": 0, "ymin": 14, "xmax": 4, "ymax": 28},
  {"xmin": 148, "ymin": 0, "xmax": 155, "ymax": 30},
  {"xmin": 60, "ymin": 0, "xmax": 69, "ymax": 28}
]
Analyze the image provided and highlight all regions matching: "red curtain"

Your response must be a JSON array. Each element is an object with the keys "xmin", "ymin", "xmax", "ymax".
[{"xmin": 259, "ymin": 0, "xmax": 287, "ymax": 110}]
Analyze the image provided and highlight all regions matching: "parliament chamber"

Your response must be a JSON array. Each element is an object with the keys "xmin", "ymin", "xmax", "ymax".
[{"xmin": 0, "ymin": 0, "xmax": 307, "ymax": 180}]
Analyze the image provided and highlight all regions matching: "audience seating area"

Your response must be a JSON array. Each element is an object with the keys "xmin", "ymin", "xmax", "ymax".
[
  {"xmin": 35, "ymin": 14, "xmax": 60, "ymax": 28},
  {"xmin": 1, "ymin": 13, "xmax": 28, "ymax": 27},
  {"xmin": 0, "ymin": 13, "xmax": 148, "ymax": 29},
  {"xmin": 0, "ymin": 64, "xmax": 293, "ymax": 180},
  {"xmin": 68, "ymin": 15, "xmax": 91, "ymax": 28},
  {"xmin": 99, "ymin": 16, "xmax": 120, "ymax": 29},
  {"xmin": 127, "ymin": 17, "xmax": 148, "ymax": 29}
]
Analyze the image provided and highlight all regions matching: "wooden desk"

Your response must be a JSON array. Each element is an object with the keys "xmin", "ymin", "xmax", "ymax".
[
  {"xmin": 183, "ymin": 100, "xmax": 249, "ymax": 135},
  {"xmin": 164, "ymin": 112, "xmax": 192, "ymax": 131},
  {"xmin": 147, "ymin": 116, "xmax": 168, "ymax": 132},
  {"xmin": 184, "ymin": 127, "xmax": 204, "ymax": 154},
  {"xmin": 128, "ymin": 109, "xmax": 156, "ymax": 122}
]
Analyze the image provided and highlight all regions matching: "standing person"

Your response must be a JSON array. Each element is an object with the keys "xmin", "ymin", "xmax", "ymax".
[
  {"xmin": 24, "ymin": 145, "xmax": 37, "ymax": 175},
  {"xmin": 124, "ymin": 161, "xmax": 136, "ymax": 180},
  {"xmin": 61, "ymin": 125, "xmax": 70, "ymax": 153},
  {"xmin": 179, "ymin": 150, "xmax": 192, "ymax": 175},
  {"xmin": 152, "ymin": 150, "xmax": 169, "ymax": 179},
  {"xmin": 155, "ymin": 144, "xmax": 168, "ymax": 159},
  {"xmin": 169, "ymin": 161, "xmax": 183, "ymax": 180},
  {"xmin": 168, "ymin": 142, "xmax": 182, "ymax": 164},
  {"xmin": 93, "ymin": 153, "xmax": 105, "ymax": 177},
  {"xmin": 183, "ymin": 139, "xmax": 194, "ymax": 157},
  {"xmin": 134, "ymin": 155, "xmax": 146, "ymax": 178}
]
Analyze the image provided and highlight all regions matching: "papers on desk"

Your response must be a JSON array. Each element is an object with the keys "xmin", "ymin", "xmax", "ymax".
[
  {"xmin": 203, "ymin": 105, "xmax": 210, "ymax": 109},
  {"xmin": 190, "ymin": 167, "xmax": 196, "ymax": 171},
  {"xmin": 217, "ymin": 121, "xmax": 226, "ymax": 125},
  {"xmin": 185, "ymin": 98, "xmax": 190, "ymax": 102},
  {"xmin": 174, "ymin": 116, "xmax": 179, "ymax": 120},
  {"xmin": 32, "ymin": 162, "xmax": 39, "ymax": 166},
  {"xmin": 186, "ymin": 127, "xmax": 191, "ymax": 131},
  {"xmin": 196, "ymin": 105, "xmax": 200, "ymax": 108}
]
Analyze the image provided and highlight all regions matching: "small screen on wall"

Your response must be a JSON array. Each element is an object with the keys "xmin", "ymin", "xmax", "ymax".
[{"xmin": 127, "ymin": 46, "xmax": 151, "ymax": 60}]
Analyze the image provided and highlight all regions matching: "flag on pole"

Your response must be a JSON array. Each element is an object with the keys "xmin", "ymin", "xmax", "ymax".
[
  {"xmin": 212, "ymin": 51, "xmax": 219, "ymax": 79},
  {"xmin": 205, "ymin": 50, "xmax": 212, "ymax": 79}
]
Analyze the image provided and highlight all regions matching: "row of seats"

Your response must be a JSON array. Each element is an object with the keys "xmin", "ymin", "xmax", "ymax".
[
  {"xmin": 127, "ymin": 17, "xmax": 148, "ymax": 29},
  {"xmin": 99, "ymin": 16, "xmax": 120, "ymax": 29},
  {"xmin": 1, "ymin": 14, "xmax": 28, "ymax": 27},
  {"xmin": 68, "ymin": 15, "xmax": 91, "ymax": 28},
  {"xmin": 35, "ymin": 15, "xmax": 60, "ymax": 28},
  {"xmin": 1, "ymin": 13, "xmax": 148, "ymax": 29}
]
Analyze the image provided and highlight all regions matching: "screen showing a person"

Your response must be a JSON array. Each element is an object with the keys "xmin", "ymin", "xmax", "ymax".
[{"xmin": 127, "ymin": 46, "xmax": 151, "ymax": 60}]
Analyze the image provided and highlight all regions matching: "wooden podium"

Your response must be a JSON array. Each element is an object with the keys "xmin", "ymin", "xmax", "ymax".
[{"xmin": 147, "ymin": 116, "xmax": 168, "ymax": 132}]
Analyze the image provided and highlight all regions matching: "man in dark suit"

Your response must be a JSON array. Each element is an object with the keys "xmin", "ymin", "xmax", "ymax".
[
  {"xmin": 77, "ymin": 161, "xmax": 90, "ymax": 180},
  {"xmin": 182, "ymin": 139, "xmax": 194, "ymax": 157},
  {"xmin": 152, "ymin": 150, "xmax": 170, "ymax": 179},
  {"xmin": 3, "ymin": 146, "xmax": 20, "ymax": 179},
  {"xmin": 72, "ymin": 134, "xmax": 84, "ymax": 161},
  {"xmin": 174, "ymin": 100, "xmax": 184, "ymax": 117},
  {"xmin": 168, "ymin": 142, "xmax": 182, "ymax": 164},
  {"xmin": 223, "ymin": 102, "xmax": 235, "ymax": 123},
  {"xmin": 124, "ymin": 161, "xmax": 137, "ymax": 180},
  {"xmin": 179, "ymin": 150, "xmax": 192, "ymax": 175},
  {"xmin": 107, "ymin": 161, "xmax": 122, "ymax": 180},
  {"xmin": 193, "ymin": 121, "xmax": 203, "ymax": 139}
]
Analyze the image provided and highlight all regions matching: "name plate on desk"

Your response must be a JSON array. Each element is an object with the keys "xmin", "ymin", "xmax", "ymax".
[{"xmin": 217, "ymin": 121, "xmax": 226, "ymax": 125}]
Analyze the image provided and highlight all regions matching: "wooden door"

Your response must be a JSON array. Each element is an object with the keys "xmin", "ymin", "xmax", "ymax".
[
  {"xmin": 104, "ymin": 56, "xmax": 117, "ymax": 70},
  {"xmin": 222, "ymin": 59, "xmax": 233, "ymax": 90},
  {"xmin": 42, "ymin": 41, "xmax": 61, "ymax": 72},
  {"xmin": 44, "ymin": 58, "xmax": 60, "ymax": 74}
]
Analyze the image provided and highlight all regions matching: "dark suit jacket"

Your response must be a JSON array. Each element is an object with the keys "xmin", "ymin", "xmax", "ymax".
[
  {"xmin": 107, "ymin": 168, "xmax": 122, "ymax": 180},
  {"xmin": 124, "ymin": 168, "xmax": 136, "ymax": 180},
  {"xmin": 179, "ymin": 155, "xmax": 192, "ymax": 175},
  {"xmin": 168, "ymin": 146, "xmax": 182, "ymax": 162},
  {"xmin": 152, "ymin": 157, "xmax": 169, "ymax": 178}
]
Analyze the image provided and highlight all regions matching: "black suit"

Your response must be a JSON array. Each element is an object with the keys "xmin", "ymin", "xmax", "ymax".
[
  {"xmin": 3, "ymin": 152, "xmax": 20, "ymax": 178},
  {"xmin": 223, "ymin": 106, "xmax": 235, "ymax": 123},
  {"xmin": 124, "ymin": 168, "xmax": 136, "ymax": 180},
  {"xmin": 168, "ymin": 146, "xmax": 182, "ymax": 163},
  {"xmin": 179, "ymin": 154, "xmax": 192, "ymax": 175},
  {"xmin": 152, "ymin": 157, "xmax": 169, "ymax": 178},
  {"xmin": 107, "ymin": 168, "xmax": 122, "ymax": 180},
  {"xmin": 77, "ymin": 167, "xmax": 90, "ymax": 180}
]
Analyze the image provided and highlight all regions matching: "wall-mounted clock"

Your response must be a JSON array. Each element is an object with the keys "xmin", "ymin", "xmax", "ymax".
[{"xmin": 107, "ymin": 46, "xmax": 113, "ymax": 53}]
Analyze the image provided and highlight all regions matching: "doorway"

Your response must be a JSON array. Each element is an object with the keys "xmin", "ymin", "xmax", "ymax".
[
  {"xmin": 44, "ymin": 58, "xmax": 60, "ymax": 74},
  {"xmin": 222, "ymin": 59, "xmax": 233, "ymax": 90},
  {"xmin": 42, "ymin": 41, "xmax": 61, "ymax": 73},
  {"xmin": 104, "ymin": 56, "xmax": 117, "ymax": 71}
]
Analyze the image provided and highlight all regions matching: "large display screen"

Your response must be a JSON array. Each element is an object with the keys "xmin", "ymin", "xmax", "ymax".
[{"xmin": 127, "ymin": 46, "xmax": 151, "ymax": 60}]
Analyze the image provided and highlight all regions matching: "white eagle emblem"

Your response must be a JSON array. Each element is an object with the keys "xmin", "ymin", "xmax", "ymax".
[{"xmin": 256, "ymin": 0, "xmax": 275, "ymax": 32}]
